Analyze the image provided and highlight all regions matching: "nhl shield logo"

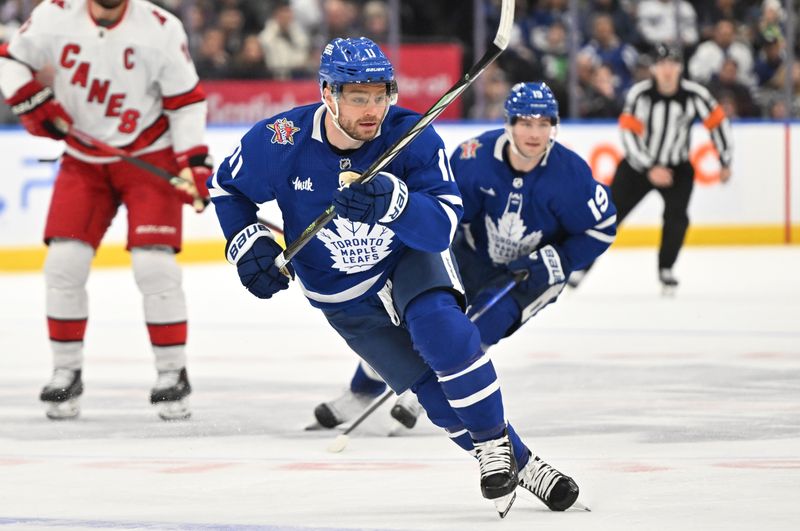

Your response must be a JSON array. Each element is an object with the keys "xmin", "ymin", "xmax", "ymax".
[
  {"xmin": 267, "ymin": 118, "xmax": 301, "ymax": 145},
  {"xmin": 512, "ymin": 177, "xmax": 524, "ymax": 189},
  {"xmin": 339, "ymin": 158, "xmax": 352, "ymax": 170}
]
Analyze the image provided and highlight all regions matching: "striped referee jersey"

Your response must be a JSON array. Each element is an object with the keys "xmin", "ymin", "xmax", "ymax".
[{"xmin": 619, "ymin": 78, "xmax": 732, "ymax": 172}]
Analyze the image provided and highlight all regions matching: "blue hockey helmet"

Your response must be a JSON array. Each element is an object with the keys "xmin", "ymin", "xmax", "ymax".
[
  {"xmin": 319, "ymin": 37, "xmax": 398, "ymax": 104},
  {"xmin": 504, "ymin": 82, "xmax": 559, "ymax": 125}
]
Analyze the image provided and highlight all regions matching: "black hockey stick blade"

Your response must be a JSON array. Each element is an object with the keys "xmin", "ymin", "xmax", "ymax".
[{"xmin": 274, "ymin": 0, "xmax": 515, "ymax": 270}]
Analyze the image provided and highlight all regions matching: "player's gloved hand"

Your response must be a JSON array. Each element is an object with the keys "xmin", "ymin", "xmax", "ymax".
[
  {"xmin": 175, "ymin": 146, "xmax": 213, "ymax": 213},
  {"xmin": 5, "ymin": 79, "xmax": 72, "ymax": 140},
  {"xmin": 333, "ymin": 171, "xmax": 408, "ymax": 225},
  {"xmin": 226, "ymin": 223, "xmax": 294, "ymax": 299},
  {"xmin": 507, "ymin": 244, "xmax": 569, "ymax": 290}
]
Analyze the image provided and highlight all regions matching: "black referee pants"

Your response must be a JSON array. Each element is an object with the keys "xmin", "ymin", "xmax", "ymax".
[{"xmin": 611, "ymin": 159, "xmax": 695, "ymax": 270}]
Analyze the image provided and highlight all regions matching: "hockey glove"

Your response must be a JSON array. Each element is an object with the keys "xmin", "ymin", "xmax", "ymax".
[
  {"xmin": 5, "ymin": 79, "xmax": 72, "ymax": 140},
  {"xmin": 507, "ymin": 244, "xmax": 569, "ymax": 291},
  {"xmin": 227, "ymin": 223, "xmax": 294, "ymax": 299},
  {"xmin": 175, "ymin": 146, "xmax": 213, "ymax": 213},
  {"xmin": 333, "ymin": 171, "xmax": 408, "ymax": 225}
]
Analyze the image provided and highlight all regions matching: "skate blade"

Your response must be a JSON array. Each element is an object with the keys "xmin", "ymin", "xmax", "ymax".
[
  {"xmin": 573, "ymin": 500, "xmax": 591, "ymax": 512},
  {"xmin": 304, "ymin": 421, "xmax": 333, "ymax": 431},
  {"xmin": 494, "ymin": 491, "xmax": 516, "ymax": 519},
  {"xmin": 45, "ymin": 398, "xmax": 80, "ymax": 420},
  {"xmin": 156, "ymin": 399, "xmax": 191, "ymax": 421},
  {"xmin": 661, "ymin": 285, "xmax": 677, "ymax": 297}
]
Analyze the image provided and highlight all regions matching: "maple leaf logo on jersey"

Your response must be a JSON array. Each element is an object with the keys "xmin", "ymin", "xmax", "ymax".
[
  {"xmin": 459, "ymin": 138, "xmax": 482, "ymax": 159},
  {"xmin": 485, "ymin": 193, "xmax": 542, "ymax": 264},
  {"xmin": 317, "ymin": 218, "xmax": 394, "ymax": 274},
  {"xmin": 267, "ymin": 118, "xmax": 301, "ymax": 145}
]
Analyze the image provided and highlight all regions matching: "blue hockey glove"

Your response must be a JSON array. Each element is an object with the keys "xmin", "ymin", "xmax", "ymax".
[
  {"xmin": 333, "ymin": 171, "xmax": 408, "ymax": 225},
  {"xmin": 226, "ymin": 223, "xmax": 294, "ymax": 299},
  {"xmin": 507, "ymin": 244, "xmax": 568, "ymax": 291}
]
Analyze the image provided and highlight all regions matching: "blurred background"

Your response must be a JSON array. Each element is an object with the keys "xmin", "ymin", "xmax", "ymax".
[
  {"xmin": 0, "ymin": 0, "xmax": 797, "ymax": 270},
  {"xmin": 0, "ymin": 0, "xmax": 797, "ymax": 123}
]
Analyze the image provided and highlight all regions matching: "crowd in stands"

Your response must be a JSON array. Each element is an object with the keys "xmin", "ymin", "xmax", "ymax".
[{"xmin": 0, "ymin": 0, "xmax": 798, "ymax": 120}]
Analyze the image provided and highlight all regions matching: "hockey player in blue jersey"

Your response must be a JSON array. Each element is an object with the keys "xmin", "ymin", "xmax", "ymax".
[
  {"xmin": 317, "ymin": 80, "xmax": 616, "ymax": 483},
  {"xmin": 208, "ymin": 38, "xmax": 580, "ymax": 516}
]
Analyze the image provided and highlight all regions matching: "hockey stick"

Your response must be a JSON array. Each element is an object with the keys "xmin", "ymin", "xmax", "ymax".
[
  {"xmin": 274, "ymin": 0, "xmax": 514, "ymax": 271},
  {"xmin": 326, "ymin": 389, "xmax": 394, "ymax": 453},
  {"xmin": 61, "ymin": 126, "xmax": 288, "ymax": 233},
  {"xmin": 327, "ymin": 271, "xmax": 525, "ymax": 453},
  {"xmin": 65, "ymin": 126, "xmax": 208, "ymax": 213}
]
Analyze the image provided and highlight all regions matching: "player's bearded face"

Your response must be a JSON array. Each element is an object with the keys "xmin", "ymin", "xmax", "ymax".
[
  {"xmin": 94, "ymin": 0, "xmax": 127, "ymax": 9},
  {"xmin": 334, "ymin": 84, "xmax": 390, "ymax": 141},
  {"xmin": 511, "ymin": 116, "xmax": 553, "ymax": 159}
]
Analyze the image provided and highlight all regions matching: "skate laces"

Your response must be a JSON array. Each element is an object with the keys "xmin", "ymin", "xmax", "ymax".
[
  {"xmin": 475, "ymin": 435, "xmax": 513, "ymax": 478},
  {"xmin": 520, "ymin": 456, "xmax": 561, "ymax": 500},
  {"xmin": 154, "ymin": 370, "xmax": 180, "ymax": 390},
  {"xmin": 47, "ymin": 368, "xmax": 77, "ymax": 389}
]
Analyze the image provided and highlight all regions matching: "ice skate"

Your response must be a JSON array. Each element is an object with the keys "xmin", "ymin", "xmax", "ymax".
[
  {"xmin": 518, "ymin": 452, "xmax": 583, "ymax": 511},
  {"xmin": 390, "ymin": 390, "xmax": 422, "ymax": 429},
  {"xmin": 659, "ymin": 268, "xmax": 678, "ymax": 296},
  {"xmin": 313, "ymin": 389, "xmax": 377, "ymax": 429},
  {"xmin": 40, "ymin": 368, "xmax": 83, "ymax": 420},
  {"xmin": 474, "ymin": 429, "xmax": 518, "ymax": 518},
  {"xmin": 150, "ymin": 368, "xmax": 191, "ymax": 421}
]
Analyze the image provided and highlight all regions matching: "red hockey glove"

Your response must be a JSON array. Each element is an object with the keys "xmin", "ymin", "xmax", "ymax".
[
  {"xmin": 175, "ymin": 146, "xmax": 213, "ymax": 213},
  {"xmin": 5, "ymin": 79, "xmax": 72, "ymax": 140}
]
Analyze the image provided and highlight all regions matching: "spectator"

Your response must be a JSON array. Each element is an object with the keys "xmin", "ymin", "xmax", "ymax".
[
  {"xmin": 362, "ymin": 0, "xmax": 390, "ymax": 44},
  {"xmin": 637, "ymin": 0, "xmax": 699, "ymax": 48},
  {"xmin": 688, "ymin": 19, "xmax": 755, "ymax": 87},
  {"xmin": 707, "ymin": 58, "xmax": 759, "ymax": 117},
  {"xmin": 229, "ymin": 35, "xmax": 272, "ymax": 80},
  {"xmin": 539, "ymin": 20, "xmax": 569, "ymax": 88},
  {"xmin": 467, "ymin": 63, "xmax": 511, "ymax": 120},
  {"xmin": 194, "ymin": 28, "xmax": 231, "ymax": 79},
  {"xmin": 580, "ymin": 63, "xmax": 623, "ymax": 118},
  {"xmin": 581, "ymin": 0, "xmax": 637, "ymax": 45},
  {"xmin": 696, "ymin": 0, "xmax": 749, "ymax": 41},
  {"xmin": 580, "ymin": 13, "xmax": 638, "ymax": 95},
  {"xmin": 259, "ymin": 0, "xmax": 312, "ymax": 80},
  {"xmin": 217, "ymin": 7, "xmax": 245, "ymax": 56},
  {"xmin": 754, "ymin": 26, "xmax": 785, "ymax": 86},
  {"xmin": 322, "ymin": 0, "xmax": 362, "ymax": 41}
]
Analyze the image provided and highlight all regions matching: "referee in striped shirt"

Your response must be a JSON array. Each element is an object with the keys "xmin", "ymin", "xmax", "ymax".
[{"xmin": 572, "ymin": 43, "xmax": 733, "ymax": 292}]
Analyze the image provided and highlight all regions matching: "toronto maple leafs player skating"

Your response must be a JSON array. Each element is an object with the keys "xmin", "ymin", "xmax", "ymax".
[
  {"xmin": 208, "ymin": 38, "xmax": 581, "ymax": 516},
  {"xmin": 319, "ymin": 82, "xmax": 616, "ymax": 448}
]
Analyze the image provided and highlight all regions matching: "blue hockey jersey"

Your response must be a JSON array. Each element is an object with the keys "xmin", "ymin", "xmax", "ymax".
[
  {"xmin": 208, "ymin": 103, "xmax": 462, "ymax": 309},
  {"xmin": 450, "ymin": 129, "xmax": 616, "ymax": 272}
]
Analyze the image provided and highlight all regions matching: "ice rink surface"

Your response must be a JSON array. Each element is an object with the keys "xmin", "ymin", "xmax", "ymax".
[{"xmin": 1, "ymin": 246, "xmax": 799, "ymax": 531}]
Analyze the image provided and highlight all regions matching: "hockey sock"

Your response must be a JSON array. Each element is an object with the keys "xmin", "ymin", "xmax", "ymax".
[
  {"xmin": 349, "ymin": 362, "xmax": 388, "ymax": 395},
  {"xmin": 469, "ymin": 288, "xmax": 521, "ymax": 347},
  {"xmin": 413, "ymin": 371, "xmax": 531, "ymax": 463},
  {"xmin": 132, "ymin": 247, "xmax": 187, "ymax": 371},
  {"xmin": 406, "ymin": 290, "xmax": 506, "ymax": 442},
  {"xmin": 45, "ymin": 239, "xmax": 93, "ymax": 369}
]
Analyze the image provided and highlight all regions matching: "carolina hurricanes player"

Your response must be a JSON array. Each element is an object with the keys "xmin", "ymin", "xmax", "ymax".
[{"xmin": 0, "ymin": 0, "xmax": 211, "ymax": 421}]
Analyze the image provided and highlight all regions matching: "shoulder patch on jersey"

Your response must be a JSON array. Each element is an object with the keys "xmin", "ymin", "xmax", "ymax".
[
  {"xmin": 459, "ymin": 138, "xmax": 482, "ymax": 159},
  {"xmin": 267, "ymin": 118, "xmax": 301, "ymax": 145},
  {"xmin": 51, "ymin": 0, "xmax": 66, "ymax": 9}
]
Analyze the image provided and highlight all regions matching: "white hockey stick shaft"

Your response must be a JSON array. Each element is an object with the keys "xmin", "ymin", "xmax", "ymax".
[{"xmin": 275, "ymin": 0, "xmax": 515, "ymax": 271}]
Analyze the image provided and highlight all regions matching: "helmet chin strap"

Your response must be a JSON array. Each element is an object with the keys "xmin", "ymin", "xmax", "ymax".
[
  {"xmin": 324, "ymin": 97, "xmax": 363, "ymax": 145},
  {"xmin": 504, "ymin": 122, "xmax": 558, "ymax": 167}
]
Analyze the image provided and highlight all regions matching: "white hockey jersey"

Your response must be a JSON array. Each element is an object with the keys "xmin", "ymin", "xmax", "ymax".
[{"xmin": 0, "ymin": 0, "xmax": 206, "ymax": 162}]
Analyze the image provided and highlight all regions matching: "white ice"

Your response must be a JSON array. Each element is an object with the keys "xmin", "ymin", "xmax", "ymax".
[{"xmin": 1, "ymin": 246, "xmax": 799, "ymax": 531}]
